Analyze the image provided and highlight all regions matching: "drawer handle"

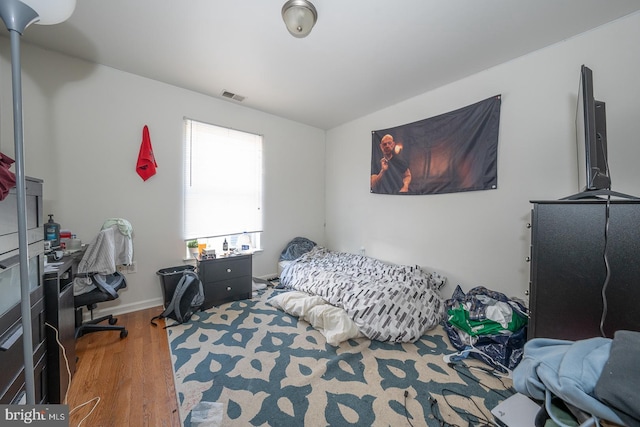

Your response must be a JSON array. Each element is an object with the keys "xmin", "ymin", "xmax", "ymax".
[
  {"xmin": 226, "ymin": 286, "xmax": 232, "ymax": 291},
  {"xmin": 0, "ymin": 324, "xmax": 23, "ymax": 351},
  {"xmin": 226, "ymin": 268, "xmax": 232, "ymax": 273},
  {"xmin": 0, "ymin": 254, "xmax": 20, "ymax": 270}
]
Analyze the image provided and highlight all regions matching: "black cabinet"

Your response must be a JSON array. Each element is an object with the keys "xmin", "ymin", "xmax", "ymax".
[
  {"xmin": 44, "ymin": 256, "xmax": 79, "ymax": 404},
  {"xmin": 198, "ymin": 254, "xmax": 252, "ymax": 310},
  {"xmin": 529, "ymin": 199, "xmax": 640, "ymax": 341}
]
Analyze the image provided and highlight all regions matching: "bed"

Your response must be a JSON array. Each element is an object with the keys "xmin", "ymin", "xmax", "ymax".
[{"xmin": 271, "ymin": 246, "xmax": 446, "ymax": 345}]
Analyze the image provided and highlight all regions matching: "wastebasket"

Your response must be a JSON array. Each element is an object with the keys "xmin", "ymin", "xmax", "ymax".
[{"xmin": 157, "ymin": 265, "xmax": 196, "ymax": 308}]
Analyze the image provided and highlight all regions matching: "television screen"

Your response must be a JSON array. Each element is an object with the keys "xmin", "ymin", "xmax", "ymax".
[{"xmin": 576, "ymin": 65, "xmax": 611, "ymax": 192}]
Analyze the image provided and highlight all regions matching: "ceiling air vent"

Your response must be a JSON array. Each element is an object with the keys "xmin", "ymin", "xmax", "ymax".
[{"xmin": 221, "ymin": 90, "xmax": 245, "ymax": 102}]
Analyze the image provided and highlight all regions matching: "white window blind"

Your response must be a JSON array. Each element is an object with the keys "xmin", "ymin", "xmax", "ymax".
[{"xmin": 183, "ymin": 119, "xmax": 263, "ymax": 240}]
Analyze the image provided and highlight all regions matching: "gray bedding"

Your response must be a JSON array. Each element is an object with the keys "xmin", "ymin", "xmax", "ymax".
[{"xmin": 279, "ymin": 247, "xmax": 446, "ymax": 343}]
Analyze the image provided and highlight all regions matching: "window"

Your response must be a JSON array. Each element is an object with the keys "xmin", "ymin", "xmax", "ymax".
[{"xmin": 183, "ymin": 119, "xmax": 263, "ymax": 249}]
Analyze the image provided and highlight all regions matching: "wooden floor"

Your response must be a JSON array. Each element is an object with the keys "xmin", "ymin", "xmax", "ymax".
[{"xmin": 66, "ymin": 307, "xmax": 181, "ymax": 427}]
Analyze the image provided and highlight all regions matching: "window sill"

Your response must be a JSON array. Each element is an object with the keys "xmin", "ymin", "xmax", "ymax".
[{"xmin": 183, "ymin": 248, "xmax": 262, "ymax": 263}]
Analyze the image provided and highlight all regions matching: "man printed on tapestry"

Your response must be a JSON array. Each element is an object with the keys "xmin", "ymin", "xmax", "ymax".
[{"xmin": 370, "ymin": 95, "xmax": 501, "ymax": 195}]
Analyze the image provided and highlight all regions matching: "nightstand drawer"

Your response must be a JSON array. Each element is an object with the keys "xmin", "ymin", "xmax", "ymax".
[
  {"xmin": 203, "ymin": 277, "xmax": 252, "ymax": 309},
  {"xmin": 202, "ymin": 256, "xmax": 251, "ymax": 283}
]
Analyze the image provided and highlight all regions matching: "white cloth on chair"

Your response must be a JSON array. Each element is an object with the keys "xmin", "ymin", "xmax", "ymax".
[
  {"xmin": 101, "ymin": 219, "xmax": 133, "ymax": 266},
  {"xmin": 102, "ymin": 218, "xmax": 133, "ymax": 238},
  {"xmin": 73, "ymin": 224, "xmax": 133, "ymax": 296}
]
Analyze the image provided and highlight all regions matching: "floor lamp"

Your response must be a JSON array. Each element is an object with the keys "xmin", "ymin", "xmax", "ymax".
[{"xmin": 0, "ymin": 0, "xmax": 75, "ymax": 404}]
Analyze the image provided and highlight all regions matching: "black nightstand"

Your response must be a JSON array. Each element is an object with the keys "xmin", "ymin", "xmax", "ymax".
[{"xmin": 197, "ymin": 254, "xmax": 252, "ymax": 310}]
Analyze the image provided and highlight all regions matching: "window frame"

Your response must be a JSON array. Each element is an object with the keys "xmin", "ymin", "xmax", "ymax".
[{"xmin": 183, "ymin": 118, "xmax": 263, "ymax": 252}]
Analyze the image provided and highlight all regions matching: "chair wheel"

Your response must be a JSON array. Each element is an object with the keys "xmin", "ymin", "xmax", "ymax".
[
  {"xmin": 120, "ymin": 330, "xmax": 128, "ymax": 339},
  {"xmin": 109, "ymin": 317, "xmax": 118, "ymax": 325}
]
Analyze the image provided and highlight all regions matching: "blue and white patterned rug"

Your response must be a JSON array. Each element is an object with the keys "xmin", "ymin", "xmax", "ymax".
[{"xmin": 167, "ymin": 288, "xmax": 515, "ymax": 426}]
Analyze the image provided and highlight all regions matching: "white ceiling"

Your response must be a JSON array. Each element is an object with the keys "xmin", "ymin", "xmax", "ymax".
[{"xmin": 16, "ymin": 0, "xmax": 640, "ymax": 130}]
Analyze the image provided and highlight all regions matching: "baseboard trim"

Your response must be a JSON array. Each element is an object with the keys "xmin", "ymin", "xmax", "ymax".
[
  {"xmin": 82, "ymin": 297, "xmax": 164, "ymax": 321},
  {"xmin": 83, "ymin": 273, "xmax": 280, "ymax": 321}
]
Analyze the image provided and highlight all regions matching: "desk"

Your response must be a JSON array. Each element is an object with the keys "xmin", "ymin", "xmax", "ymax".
[{"xmin": 44, "ymin": 255, "xmax": 80, "ymax": 404}]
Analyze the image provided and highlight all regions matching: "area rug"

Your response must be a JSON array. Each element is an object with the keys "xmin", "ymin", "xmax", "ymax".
[{"xmin": 167, "ymin": 288, "xmax": 515, "ymax": 426}]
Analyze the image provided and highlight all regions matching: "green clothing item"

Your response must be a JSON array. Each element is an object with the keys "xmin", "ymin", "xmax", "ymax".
[{"xmin": 447, "ymin": 305, "xmax": 527, "ymax": 337}]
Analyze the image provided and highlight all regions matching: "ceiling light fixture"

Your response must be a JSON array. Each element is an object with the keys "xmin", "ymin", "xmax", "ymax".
[{"xmin": 281, "ymin": 0, "xmax": 317, "ymax": 38}]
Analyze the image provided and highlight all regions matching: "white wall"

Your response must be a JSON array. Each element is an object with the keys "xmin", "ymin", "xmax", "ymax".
[
  {"xmin": 324, "ymin": 13, "xmax": 640, "ymax": 300},
  {"xmin": 0, "ymin": 40, "xmax": 326, "ymax": 315},
  {"xmin": 1, "ymin": 13, "xmax": 638, "ymax": 315}
]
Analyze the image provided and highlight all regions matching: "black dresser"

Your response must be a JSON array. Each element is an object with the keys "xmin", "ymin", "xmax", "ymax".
[
  {"xmin": 528, "ymin": 199, "xmax": 640, "ymax": 341},
  {"xmin": 197, "ymin": 254, "xmax": 252, "ymax": 310}
]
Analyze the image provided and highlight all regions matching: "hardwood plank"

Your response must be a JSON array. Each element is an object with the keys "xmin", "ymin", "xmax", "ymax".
[{"xmin": 67, "ymin": 307, "xmax": 180, "ymax": 427}]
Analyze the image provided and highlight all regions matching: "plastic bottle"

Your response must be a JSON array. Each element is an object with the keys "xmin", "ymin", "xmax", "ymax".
[
  {"xmin": 44, "ymin": 214, "xmax": 60, "ymax": 248},
  {"xmin": 237, "ymin": 232, "xmax": 252, "ymax": 253}
]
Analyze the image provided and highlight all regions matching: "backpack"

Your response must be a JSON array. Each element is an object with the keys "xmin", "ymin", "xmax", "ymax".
[{"xmin": 151, "ymin": 270, "xmax": 204, "ymax": 328}]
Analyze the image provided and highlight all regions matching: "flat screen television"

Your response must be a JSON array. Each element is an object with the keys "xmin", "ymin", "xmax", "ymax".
[{"xmin": 576, "ymin": 64, "xmax": 611, "ymax": 193}]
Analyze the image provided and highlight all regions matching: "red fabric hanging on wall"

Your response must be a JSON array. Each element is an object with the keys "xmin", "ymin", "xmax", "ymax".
[
  {"xmin": 136, "ymin": 125, "xmax": 158, "ymax": 181},
  {"xmin": 0, "ymin": 152, "xmax": 16, "ymax": 201}
]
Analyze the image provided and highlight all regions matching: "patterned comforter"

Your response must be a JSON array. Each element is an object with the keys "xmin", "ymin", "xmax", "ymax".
[{"xmin": 279, "ymin": 247, "xmax": 446, "ymax": 343}]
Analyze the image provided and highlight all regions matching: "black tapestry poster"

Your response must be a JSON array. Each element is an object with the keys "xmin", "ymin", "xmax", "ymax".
[{"xmin": 370, "ymin": 95, "xmax": 501, "ymax": 195}]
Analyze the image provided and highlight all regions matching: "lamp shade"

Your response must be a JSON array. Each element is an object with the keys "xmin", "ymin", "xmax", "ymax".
[
  {"xmin": 20, "ymin": 0, "xmax": 76, "ymax": 25},
  {"xmin": 281, "ymin": 0, "xmax": 317, "ymax": 38}
]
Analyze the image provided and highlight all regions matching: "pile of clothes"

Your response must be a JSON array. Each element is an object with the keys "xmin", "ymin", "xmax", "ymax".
[
  {"xmin": 279, "ymin": 236, "xmax": 316, "ymax": 261},
  {"xmin": 443, "ymin": 285, "xmax": 528, "ymax": 372},
  {"xmin": 514, "ymin": 330, "xmax": 640, "ymax": 426}
]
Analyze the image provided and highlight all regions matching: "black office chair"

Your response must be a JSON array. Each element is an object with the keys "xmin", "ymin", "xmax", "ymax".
[
  {"xmin": 74, "ymin": 272, "xmax": 128, "ymax": 338},
  {"xmin": 73, "ymin": 220, "xmax": 133, "ymax": 339}
]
